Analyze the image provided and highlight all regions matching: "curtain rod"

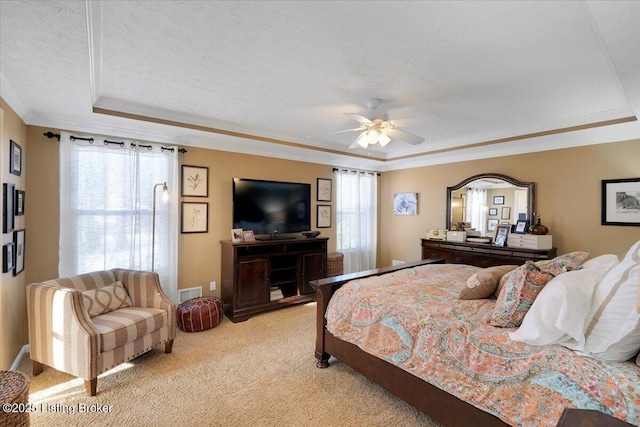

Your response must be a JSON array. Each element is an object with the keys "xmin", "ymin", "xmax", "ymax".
[
  {"xmin": 43, "ymin": 131, "xmax": 188, "ymax": 153},
  {"xmin": 332, "ymin": 167, "xmax": 380, "ymax": 176}
]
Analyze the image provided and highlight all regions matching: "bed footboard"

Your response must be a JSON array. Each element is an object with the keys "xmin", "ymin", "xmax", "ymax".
[
  {"xmin": 310, "ymin": 259, "xmax": 444, "ymax": 368},
  {"xmin": 310, "ymin": 258, "xmax": 512, "ymax": 427}
]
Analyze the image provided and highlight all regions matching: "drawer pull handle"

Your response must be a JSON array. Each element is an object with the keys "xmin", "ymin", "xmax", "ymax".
[
  {"xmin": 480, "ymin": 260, "xmax": 489, "ymax": 267},
  {"xmin": 431, "ymin": 254, "xmax": 439, "ymax": 259},
  {"xmin": 455, "ymin": 257, "xmax": 463, "ymax": 263}
]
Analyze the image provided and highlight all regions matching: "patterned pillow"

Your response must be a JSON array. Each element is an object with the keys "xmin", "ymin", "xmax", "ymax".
[
  {"xmin": 82, "ymin": 281, "xmax": 133, "ymax": 317},
  {"xmin": 490, "ymin": 261, "xmax": 555, "ymax": 328},
  {"xmin": 534, "ymin": 251, "xmax": 589, "ymax": 276}
]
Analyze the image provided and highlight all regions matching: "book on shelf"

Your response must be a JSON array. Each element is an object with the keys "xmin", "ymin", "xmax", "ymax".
[{"xmin": 270, "ymin": 287, "xmax": 284, "ymax": 301}]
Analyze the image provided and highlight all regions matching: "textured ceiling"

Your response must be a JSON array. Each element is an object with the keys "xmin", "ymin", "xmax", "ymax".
[{"xmin": 1, "ymin": 1, "xmax": 639, "ymax": 171}]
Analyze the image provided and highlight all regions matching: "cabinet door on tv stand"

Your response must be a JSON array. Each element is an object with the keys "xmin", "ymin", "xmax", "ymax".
[
  {"xmin": 301, "ymin": 252, "xmax": 325, "ymax": 295},
  {"xmin": 236, "ymin": 256, "xmax": 270, "ymax": 308}
]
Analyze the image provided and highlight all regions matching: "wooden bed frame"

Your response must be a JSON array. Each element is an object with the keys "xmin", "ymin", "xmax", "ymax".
[{"xmin": 310, "ymin": 259, "xmax": 510, "ymax": 427}]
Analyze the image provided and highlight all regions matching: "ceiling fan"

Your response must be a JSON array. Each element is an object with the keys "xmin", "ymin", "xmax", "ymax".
[{"xmin": 337, "ymin": 98, "xmax": 425, "ymax": 149}]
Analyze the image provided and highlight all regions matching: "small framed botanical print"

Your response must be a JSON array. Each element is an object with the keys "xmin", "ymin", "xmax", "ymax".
[
  {"xmin": 181, "ymin": 202, "xmax": 208, "ymax": 233},
  {"xmin": 317, "ymin": 178, "xmax": 332, "ymax": 202},
  {"xmin": 317, "ymin": 205, "xmax": 331, "ymax": 228},
  {"xmin": 181, "ymin": 165, "xmax": 209, "ymax": 197}
]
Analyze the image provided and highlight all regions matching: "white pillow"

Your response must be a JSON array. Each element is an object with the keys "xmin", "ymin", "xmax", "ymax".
[
  {"xmin": 508, "ymin": 254, "xmax": 619, "ymax": 348},
  {"xmin": 583, "ymin": 241, "xmax": 640, "ymax": 362}
]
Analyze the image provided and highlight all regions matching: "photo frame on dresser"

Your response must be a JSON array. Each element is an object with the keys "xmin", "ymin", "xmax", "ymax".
[
  {"xmin": 494, "ymin": 224, "xmax": 510, "ymax": 247},
  {"xmin": 514, "ymin": 220, "xmax": 529, "ymax": 234}
]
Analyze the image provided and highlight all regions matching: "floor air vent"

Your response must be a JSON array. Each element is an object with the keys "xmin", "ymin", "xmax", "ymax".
[{"xmin": 179, "ymin": 286, "xmax": 203, "ymax": 303}]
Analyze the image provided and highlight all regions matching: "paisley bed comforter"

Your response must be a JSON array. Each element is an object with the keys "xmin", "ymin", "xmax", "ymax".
[{"xmin": 325, "ymin": 264, "xmax": 640, "ymax": 427}]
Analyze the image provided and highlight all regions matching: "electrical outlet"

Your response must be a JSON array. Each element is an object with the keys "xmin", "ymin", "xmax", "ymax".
[{"xmin": 210, "ymin": 281, "xmax": 216, "ymax": 291}]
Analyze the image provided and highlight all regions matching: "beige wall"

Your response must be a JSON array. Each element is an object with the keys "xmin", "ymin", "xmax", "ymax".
[
  {"xmin": 379, "ymin": 139, "xmax": 640, "ymax": 266},
  {"xmin": 6, "ymin": 110, "xmax": 640, "ymax": 367},
  {"xmin": 0, "ymin": 99, "xmax": 28, "ymax": 370},
  {"xmin": 25, "ymin": 127, "xmax": 337, "ymax": 303}
]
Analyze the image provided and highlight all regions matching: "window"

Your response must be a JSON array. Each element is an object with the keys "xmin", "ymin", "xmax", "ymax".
[
  {"xmin": 335, "ymin": 170, "xmax": 377, "ymax": 273},
  {"xmin": 59, "ymin": 133, "xmax": 179, "ymax": 302}
]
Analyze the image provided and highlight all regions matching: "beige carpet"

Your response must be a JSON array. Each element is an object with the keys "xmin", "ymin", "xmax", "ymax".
[{"xmin": 17, "ymin": 303, "xmax": 441, "ymax": 426}]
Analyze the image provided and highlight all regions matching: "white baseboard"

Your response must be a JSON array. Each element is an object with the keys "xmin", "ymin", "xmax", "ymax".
[{"xmin": 10, "ymin": 344, "xmax": 30, "ymax": 371}]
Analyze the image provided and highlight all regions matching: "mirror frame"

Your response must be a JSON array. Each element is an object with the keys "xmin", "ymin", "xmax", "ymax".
[{"xmin": 446, "ymin": 173, "xmax": 535, "ymax": 231}]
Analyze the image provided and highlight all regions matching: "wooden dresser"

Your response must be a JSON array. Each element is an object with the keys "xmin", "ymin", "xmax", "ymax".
[{"xmin": 421, "ymin": 239, "xmax": 556, "ymax": 267}]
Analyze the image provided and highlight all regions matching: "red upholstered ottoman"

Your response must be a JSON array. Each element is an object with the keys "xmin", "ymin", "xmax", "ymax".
[{"xmin": 177, "ymin": 297, "xmax": 223, "ymax": 332}]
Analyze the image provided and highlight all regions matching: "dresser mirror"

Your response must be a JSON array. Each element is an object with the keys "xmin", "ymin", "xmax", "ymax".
[{"xmin": 446, "ymin": 173, "xmax": 534, "ymax": 235}]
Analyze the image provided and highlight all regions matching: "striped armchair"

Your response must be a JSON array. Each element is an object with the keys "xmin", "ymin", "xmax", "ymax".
[{"xmin": 26, "ymin": 269, "xmax": 176, "ymax": 396}]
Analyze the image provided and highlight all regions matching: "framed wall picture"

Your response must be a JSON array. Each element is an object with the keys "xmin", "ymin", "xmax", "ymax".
[
  {"xmin": 494, "ymin": 224, "xmax": 510, "ymax": 247},
  {"xmin": 317, "ymin": 178, "xmax": 332, "ymax": 202},
  {"xmin": 13, "ymin": 229, "xmax": 25, "ymax": 276},
  {"xmin": 3, "ymin": 183, "xmax": 15, "ymax": 233},
  {"xmin": 15, "ymin": 190, "xmax": 25, "ymax": 216},
  {"xmin": 181, "ymin": 165, "xmax": 209, "ymax": 197},
  {"xmin": 242, "ymin": 230, "xmax": 256, "ymax": 243},
  {"xmin": 393, "ymin": 193, "xmax": 418, "ymax": 215},
  {"xmin": 2, "ymin": 242, "xmax": 14, "ymax": 273},
  {"xmin": 601, "ymin": 178, "xmax": 640, "ymax": 226},
  {"xmin": 487, "ymin": 219, "xmax": 498, "ymax": 231},
  {"xmin": 317, "ymin": 205, "xmax": 331, "ymax": 228},
  {"xmin": 489, "ymin": 208, "xmax": 498, "ymax": 216},
  {"xmin": 181, "ymin": 202, "xmax": 209, "ymax": 233},
  {"xmin": 10, "ymin": 140, "xmax": 22, "ymax": 176},
  {"xmin": 514, "ymin": 220, "xmax": 529, "ymax": 234},
  {"xmin": 501, "ymin": 207, "xmax": 511, "ymax": 220},
  {"xmin": 493, "ymin": 196, "xmax": 505, "ymax": 205},
  {"xmin": 231, "ymin": 228, "xmax": 243, "ymax": 243}
]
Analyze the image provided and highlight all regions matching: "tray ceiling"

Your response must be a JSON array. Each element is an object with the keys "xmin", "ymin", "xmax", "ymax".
[{"xmin": 1, "ymin": 1, "xmax": 638, "ymax": 171}]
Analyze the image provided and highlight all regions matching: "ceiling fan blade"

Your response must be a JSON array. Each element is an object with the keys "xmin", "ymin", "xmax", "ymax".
[
  {"xmin": 387, "ymin": 128, "xmax": 425, "ymax": 145},
  {"xmin": 329, "ymin": 127, "xmax": 366, "ymax": 135},
  {"xmin": 344, "ymin": 113, "xmax": 373, "ymax": 125}
]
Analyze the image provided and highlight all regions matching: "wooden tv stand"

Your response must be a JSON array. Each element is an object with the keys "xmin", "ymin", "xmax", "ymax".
[
  {"xmin": 421, "ymin": 239, "xmax": 556, "ymax": 267},
  {"xmin": 220, "ymin": 237, "xmax": 328, "ymax": 322}
]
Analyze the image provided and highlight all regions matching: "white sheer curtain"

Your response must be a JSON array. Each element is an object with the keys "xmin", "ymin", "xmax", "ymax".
[
  {"xmin": 466, "ymin": 187, "xmax": 487, "ymax": 234},
  {"xmin": 335, "ymin": 170, "xmax": 377, "ymax": 273},
  {"xmin": 59, "ymin": 132, "xmax": 179, "ymax": 303}
]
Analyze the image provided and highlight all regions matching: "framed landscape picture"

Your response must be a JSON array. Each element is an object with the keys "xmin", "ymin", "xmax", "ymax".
[{"xmin": 601, "ymin": 178, "xmax": 640, "ymax": 226}]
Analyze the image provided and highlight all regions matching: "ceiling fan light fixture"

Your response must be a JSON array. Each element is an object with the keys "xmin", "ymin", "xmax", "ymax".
[
  {"xmin": 365, "ymin": 128, "xmax": 379, "ymax": 145},
  {"xmin": 378, "ymin": 134, "xmax": 391, "ymax": 147},
  {"xmin": 355, "ymin": 131, "xmax": 370, "ymax": 148}
]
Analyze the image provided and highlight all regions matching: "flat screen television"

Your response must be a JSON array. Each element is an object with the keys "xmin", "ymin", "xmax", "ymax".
[{"xmin": 232, "ymin": 178, "xmax": 311, "ymax": 238}]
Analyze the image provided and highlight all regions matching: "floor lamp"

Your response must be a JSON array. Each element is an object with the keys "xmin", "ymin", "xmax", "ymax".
[{"xmin": 152, "ymin": 182, "xmax": 169, "ymax": 272}]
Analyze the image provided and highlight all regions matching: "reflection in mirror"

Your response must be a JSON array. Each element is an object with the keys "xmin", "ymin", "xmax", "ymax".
[{"xmin": 446, "ymin": 174, "xmax": 534, "ymax": 236}]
